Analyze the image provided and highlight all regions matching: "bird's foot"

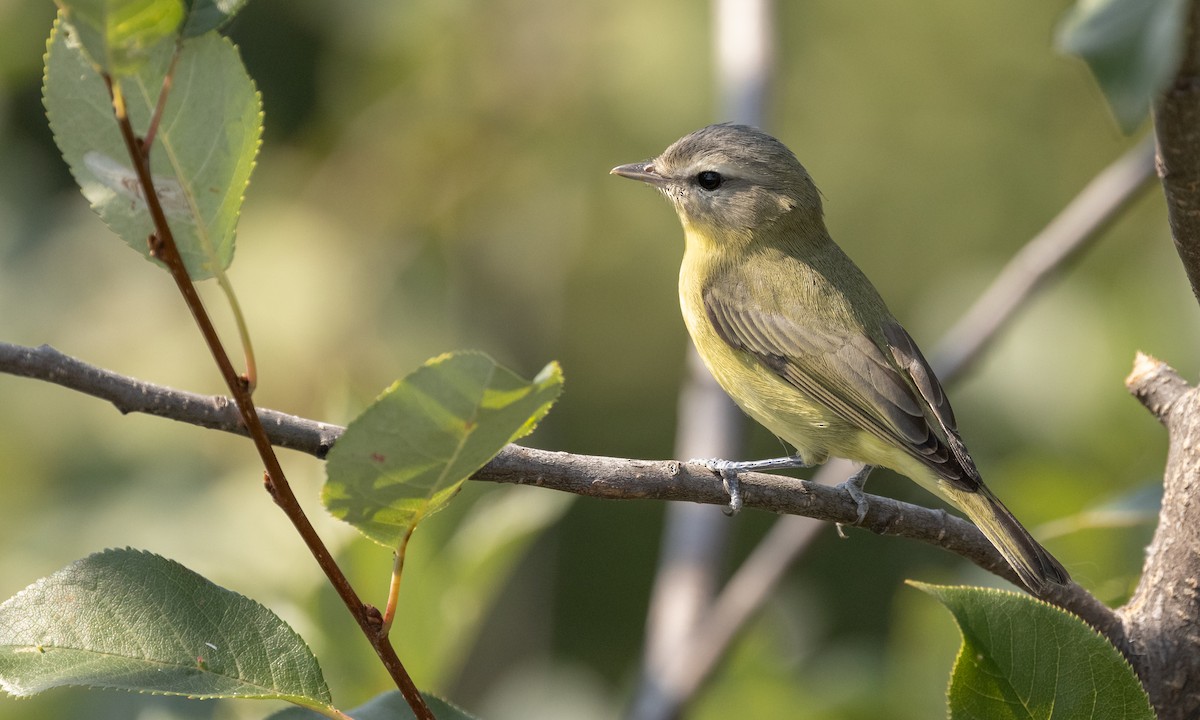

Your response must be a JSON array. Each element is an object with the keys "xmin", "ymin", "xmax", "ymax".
[
  {"xmin": 689, "ymin": 459, "xmax": 744, "ymax": 515},
  {"xmin": 835, "ymin": 465, "xmax": 874, "ymax": 524},
  {"xmin": 689, "ymin": 455, "xmax": 810, "ymax": 516}
]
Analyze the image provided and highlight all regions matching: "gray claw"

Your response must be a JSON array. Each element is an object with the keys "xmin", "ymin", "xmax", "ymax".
[
  {"xmin": 689, "ymin": 459, "xmax": 742, "ymax": 515},
  {"xmin": 720, "ymin": 469, "xmax": 743, "ymax": 516},
  {"xmin": 837, "ymin": 465, "xmax": 874, "ymax": 524}
]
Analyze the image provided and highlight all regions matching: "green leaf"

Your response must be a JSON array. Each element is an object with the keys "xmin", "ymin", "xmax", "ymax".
[
  {"xmin": 43, "ymin": 14, "xmax": 262, "ymax": 280},
  {"xmin": 912, "ymin": 582, "xmax": 1154, "ymax": 720},
  {"xmin": 182, "ymin": 0, "xmax": 252, "ymax": 37},
  {"xmin": 0, "ymin": 549, "xmax": 333, "ymax": 710},
  {"xmin": 268, "ymin": 691, "xmax": 479, "ymax": 720},
  {"xmin": 324, "ymin": 352, "xmax": 563, "ymax": 548},
  {"xmin": 1058, "ymin": 0, "xmax": 1188, "ymax": 132},
  {"xmin": 56, "ymin": 0, "xmax": 185, "ymax": 75}
]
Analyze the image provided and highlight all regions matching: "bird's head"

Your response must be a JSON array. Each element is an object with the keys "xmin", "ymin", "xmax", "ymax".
[{"xmin": 611, "ymin": 123, "xmax": 823, "ymax": 237}]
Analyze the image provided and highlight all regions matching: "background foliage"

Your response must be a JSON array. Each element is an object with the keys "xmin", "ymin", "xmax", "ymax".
[{"xmin": 0, "ymin": 1, "xmax": 1186, "ymax": 718}]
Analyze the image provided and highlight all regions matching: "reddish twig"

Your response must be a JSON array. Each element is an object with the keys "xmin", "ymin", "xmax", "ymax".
[{"xmin": 101, "ymin": 74, "xmax": 433, "ymax": 720}]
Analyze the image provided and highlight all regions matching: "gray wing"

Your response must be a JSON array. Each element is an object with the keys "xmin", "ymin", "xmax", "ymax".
[{"xmin": 703, "ymin": 285, "xmax": 980, "ymax": 492}]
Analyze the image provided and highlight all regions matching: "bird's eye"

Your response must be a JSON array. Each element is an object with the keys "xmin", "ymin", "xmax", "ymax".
[{"xmin": 695, "ymin": 170, "xmax": 723, "ymax": 191}]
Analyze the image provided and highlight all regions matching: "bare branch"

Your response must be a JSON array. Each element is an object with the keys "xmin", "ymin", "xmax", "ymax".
[
  {"xmin": 933, "ymin": 134, "xmax": 1157, "ymax": 381},
  {"xmin": 0, "ymin": 341, "xmax": 1122, "ymax": 647},
  {"xmin": 0, "ymin": 343, "xmax": 341, "ymax": 457}
]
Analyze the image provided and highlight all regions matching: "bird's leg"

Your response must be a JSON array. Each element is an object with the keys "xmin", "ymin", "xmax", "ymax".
[
  {"xmin": 689, "ymin": 455, "xmax": 811, "ymax": 516},
  {"xmin": 837, "ymin": 464, "xmax": 874, "ymax": 524}
]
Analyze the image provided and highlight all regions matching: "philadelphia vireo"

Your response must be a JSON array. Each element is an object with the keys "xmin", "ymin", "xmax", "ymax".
[{"xmin": 611, "ymin": 123, "xmax": 1069, "ymax": 593}]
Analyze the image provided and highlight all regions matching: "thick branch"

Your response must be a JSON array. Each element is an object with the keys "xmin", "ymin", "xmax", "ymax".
[
  {"xmin": 1120, "ymin": 354, "xmax": 1200, "ymax": 716},
  {"xmin": 0, "ymin": 341, "xmax": 1122, "ymax": 647},
  {"xmin": 1155, "ymin": 0, "xmax": 1200, "ymax": 303},
  {"xmin": 1118, "ymin": 5, "xmax": 1200, "ymax": 716}
]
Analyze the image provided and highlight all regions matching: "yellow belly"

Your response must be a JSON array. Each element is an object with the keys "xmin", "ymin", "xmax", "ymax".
[{"xmin": 677, "ymin": 245, "xmax": 942, "ymax": 497}]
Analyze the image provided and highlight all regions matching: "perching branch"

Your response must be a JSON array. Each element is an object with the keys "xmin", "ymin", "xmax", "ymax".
[{"xmin": 0, "ymin": 340, "xmax": 1122, "ymax": 649}]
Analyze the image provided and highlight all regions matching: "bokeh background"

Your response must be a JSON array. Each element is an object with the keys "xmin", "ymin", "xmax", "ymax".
[{"xmin": 0, "ymin": 1, "xmax": 1188, "ymax": 718}]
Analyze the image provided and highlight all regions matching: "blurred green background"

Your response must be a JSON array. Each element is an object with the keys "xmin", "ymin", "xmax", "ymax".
[{"xmin": 0, "ymin": 1, "xmax": 1188, "ymax": 718}]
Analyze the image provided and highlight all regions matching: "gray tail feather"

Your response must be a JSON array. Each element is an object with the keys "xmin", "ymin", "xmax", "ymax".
[
  {"xmin": 950, "ymin": 484, "xmax": 1071, "ymax": 593},
  {"xmin": 985, "ymin": 493, "xmax": 1070, "ymax": 593}
]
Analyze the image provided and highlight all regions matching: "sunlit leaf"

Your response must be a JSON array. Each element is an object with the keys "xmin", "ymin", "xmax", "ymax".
[
  {"xmin": 269, "ymin": 690, "xmax": 479, "ymax": 720},
  {"xmin": 0, "ymin": 549, "xmax": 332, "ymax": 710},
  {"xmin": 324, "ymin": 352, "xmax": 563, "ymax": 548},
  {"xmin": 1058, "ymin": 0, "xmax": 1188, "ymax": 132},
  {"xmin": 912, "ymin": 582, "xmax": 1154, "ymax": 719},
  {"xmin": 43, "ymin": 14, "xmax": 262, "ymax": 280},
  {"xmin": 56, "ymin": 0, "xmax": 184, "ymax": 75}
]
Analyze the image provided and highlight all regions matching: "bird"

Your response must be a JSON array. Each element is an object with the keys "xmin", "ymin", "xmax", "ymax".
[{"xmin": 610, "ymin": 123, "xmax": 1069, "ymax": 593}]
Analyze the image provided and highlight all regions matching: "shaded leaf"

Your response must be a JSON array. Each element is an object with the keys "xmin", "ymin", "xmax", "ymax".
[
  {"xmin": 324, "ymin": 352, "xmax": 563, "ymax": 548},
  {"xmin": 0, "ymin": 549, "xmax": 332, "ymax": 710},
  {"xmin": 43, "ymin": 14, "xmax": 262, "ymax": 280},
  {"xmin": 912, "ymin": 582, "xmax": 1154, "ymax": 720},
  {"xmin": 269, "ymin": 690, "xmax": 479, "ymax": 720},
  {"xmin": 56, "ymin": 0, "xmax": 184, "ymax": 75},
  {"xmin": 1058, "ymin": 0, "xmax": 1188, "ymax": 132},
  {"xmin": 182, "ymin": 0, "xmax": 252, "ymax": 37}
]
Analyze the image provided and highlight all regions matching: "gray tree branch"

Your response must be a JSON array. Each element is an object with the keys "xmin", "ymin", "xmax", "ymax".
[
  {"xmin": 0, "ymin": 340, "xmax": 1122, "ymax": 647},
  {"xmin": 932, "ymin": 134, "xmax": 1157, "ymax": 380}
]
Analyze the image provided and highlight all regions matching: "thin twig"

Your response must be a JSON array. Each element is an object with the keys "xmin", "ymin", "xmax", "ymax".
[
  {"xmin": 933, "ymin": 134, "xmax": 1157, "ymax": 380},
  {"xmin": 0, "ymin": 341, "xmax": 1123, "ymax": 650},
  {"xmin": 101, "ymin": 74, "xmax": 432, "ymax": 719}
]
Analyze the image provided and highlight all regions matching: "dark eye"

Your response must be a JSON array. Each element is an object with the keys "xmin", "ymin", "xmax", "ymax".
[{"xmin": 696, "ymin": 170, "xmax": 723, "ymax": 191}]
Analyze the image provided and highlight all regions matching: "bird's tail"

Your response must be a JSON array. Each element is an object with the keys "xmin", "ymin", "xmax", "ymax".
[{"xmin": 944, "ymin": 484, "xmax": 1070, "ymax": 594}]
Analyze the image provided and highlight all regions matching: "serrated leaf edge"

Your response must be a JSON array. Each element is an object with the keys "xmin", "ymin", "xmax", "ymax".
[
  {"xmin": 908, "ymin": 581, "xmax": 1154, "ymax": 716},
  {"xmin": 0, "ymin": 548, "xmax": 333, "ymax": 707}
]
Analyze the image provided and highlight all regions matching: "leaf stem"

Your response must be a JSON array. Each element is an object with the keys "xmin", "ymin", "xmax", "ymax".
[
  {"xmin": 381, "ymin": 526, "xmax": 415, "ymax": 637},
  {"xmin": 215, "ymin": 271, "xmax": 258, "ymax": 392},
  {"xmin": 102, "ymin": 73, "xmax": 433, "ymax": 720}
]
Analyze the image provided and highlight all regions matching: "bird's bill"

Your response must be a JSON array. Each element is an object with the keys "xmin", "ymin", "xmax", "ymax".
[{"xmin": 610, "ymin": 161, "xmax": 667, "ymax": 186}]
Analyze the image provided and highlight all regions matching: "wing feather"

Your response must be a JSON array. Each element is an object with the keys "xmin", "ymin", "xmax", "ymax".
[{"xmin": 703, "ymin": 285, "xmax": 978, "ymax": 491}]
